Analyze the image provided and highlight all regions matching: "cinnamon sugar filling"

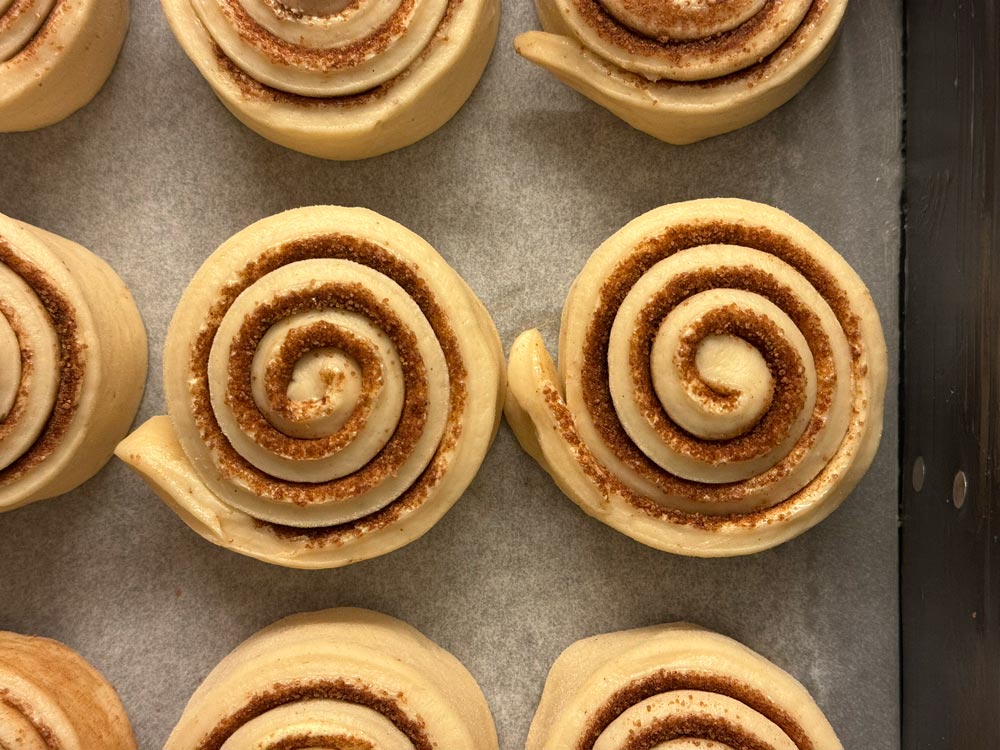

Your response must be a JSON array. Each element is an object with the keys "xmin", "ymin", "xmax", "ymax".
[
  {"xmin": 577, "ymin": 671, "xmax": 813, "ymax": 750},
  {"xmin": 630, "ymin": 301, "xmax": 809, "ymax": 464},
  {"xmin": 0, "ymin": 300, "xmax": 31, "ymax": 442},
  {"xmin": 574, "ymin": 0, "xmax": 784, "ymax": 60},
  {"xmin": 261, "ymin": 321, "xmax": 380, "ymax": 434},
  {"xmin": 623, "ymin": 268, "xmax": 833, "ymax": 487},
  {"xmin": 0, "ymin": 0, "xmax": 73, "ymax": 65},
  {"xmin": 214, "ymin": 0, "xmax": 461, "ymax": 104},
  {"xmin": 188, "ymin": 234, "xmax": 467, "ymax": 543},
  {"xmin": 219, "ymin": 284, "xmax": 428, "ymax": 503},
  {"xmin": 0, "ymin": 694, "xmax": 61, "ymax": 750},
  {"xmin": 217, "ymin": 0, "xmax": 416, "ymax": 69},
  {"xmin": 618, "ymin": 716, "xmax": 778, "ymax": 750},
  {"xmin": 264, "ymin": 734, "xmax": 373, "ymax": 750},
  {"xmin": 195, "ymin": 680, "xmax": 432, "ymax": 750},
  {"xmin": 0, "ymin": 239, "xmax": 83, "ymax": 486},
  {"xmin": 575, "ymin": 0, "xmax": 832, "ymax": 90}
]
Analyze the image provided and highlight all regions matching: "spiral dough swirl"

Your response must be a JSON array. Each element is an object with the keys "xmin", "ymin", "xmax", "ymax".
[
  {"xmin": 0, "ymin": 214, "xmax": 147, "ymax": 512},
  {"xmin": 505, "ymin": 199, "xmax": 886, "ymax": 556},
  {"xmin": 117, "ymin": 206, "xmax": 504, "ymax": 568},
  {"xmin": 166, "ymin": 608, "xmax": 498, "ymax": 750},
  {"xmin": 0, "ymin": 0, "xmax": 128, "ymax": 131},
  {"xmin": 528, "ymin": 623, "xmax": 842, "ymax": 750},
  {"xmin": 515, "ymin": 0, "xmax": 848, "ymax": 144},
  {"xmin": 161, "ymin": 0, "xmax": 499, "ymax": 158},
  {"xmin": 0, "ymin": 631, "xmax": 136, "ymax": 749}
]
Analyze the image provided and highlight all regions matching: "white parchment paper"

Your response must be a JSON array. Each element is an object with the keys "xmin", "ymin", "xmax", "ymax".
[{"xmin": 0, "ymin": 1, "xmax": 902, "ymax": 747}]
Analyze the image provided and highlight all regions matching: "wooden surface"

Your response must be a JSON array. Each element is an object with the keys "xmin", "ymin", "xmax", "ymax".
[{"xmin": 901, "ymin": 0, "xmax": 1000, "ymax": 746}]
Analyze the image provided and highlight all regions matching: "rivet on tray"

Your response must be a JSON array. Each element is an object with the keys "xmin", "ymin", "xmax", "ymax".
[
  {"xmin": 911, "ymin": 456, "xmax": 925, "ymax": 492},
  {"xmin": 952, "ymin": 470, "xmax": 968, "ymax": 509}
]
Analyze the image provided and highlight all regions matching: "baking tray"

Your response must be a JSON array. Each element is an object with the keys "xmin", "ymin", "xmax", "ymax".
[{"xmin": 0, "ymin": 1, "xmax": 902, "ymax": 747}]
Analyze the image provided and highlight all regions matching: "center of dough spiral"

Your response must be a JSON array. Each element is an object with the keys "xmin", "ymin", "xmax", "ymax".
[
  {"xmin": 269, "ymin": 345, "xmax": 366, "ymax": 435},
  {"xmin": 652, "ymin": 327, "xmax": 775, "ymax": 441},
  {"xmin": 598, "ymin": 0, "xmax": 766, "ymax": 40},
  {"xmin": 607, "ymin": 244, "xmax": 847, "ymax": 488}
]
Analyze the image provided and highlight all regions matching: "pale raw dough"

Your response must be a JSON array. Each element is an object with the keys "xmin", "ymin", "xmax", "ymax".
[
  {"xmin": 515, "ymin": 0, "xmax": 848, "ymax": 144},
  {"xmin": 116, "ymin": 206, "xmax": 504, "ymax": 568},
  {"xmin": 160, "ymin": 0, "xmax": 499, "ymax": 159},
  {"xmin": 0, "ymin": 0, "xmax": 129, "ymax": 131},
  {"xmin": 505, "ymin": 198, "xmax": 887, "ymax": 556},
  {"xmin": 528, "ymin": 622, "xmax": 842, "ymax": 750},
  {"xmin": 0, "ymin": 213, "xmax": 147, "ymax": 512},
  {"xmin": 0, "ymin": 631, "xmax": 136, "ymax": 750},
  {"xmin": 166, "ymin": 608, "xmax": 498, "ymax": 750}
]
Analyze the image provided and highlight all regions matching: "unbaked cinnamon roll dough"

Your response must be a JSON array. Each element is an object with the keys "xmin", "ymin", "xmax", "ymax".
[
  {"xmin": 516, "ymin": 0, "xmax": 849, "ymax": 144},
  {"xmin": 0, "ymin": 213, "xmax": 147, "ymax": 512},
  {"xmin": 161, "ymin": 0, "xmax": 499, "ymax": 159},
  {"xmin": 167, "ymin": 608, "xmax": 498, "ymax": 750},
  {"xmin": 0, "ymin": 0, "xmax": 129, "ymax": 131},
  {"xmin": 506, "ymin": 198, "xmax": 887, "ymax": 556},
  {"xmin": 0, "ymin": 631, "xmax": 136, "ymax": 749},
  {"xmin": 529, "ymin": 622, "xmax": 842, "ymax": 750},
  {"xmin": 117, "ymin": 206, "xmax": 504, "ymax": 568}
]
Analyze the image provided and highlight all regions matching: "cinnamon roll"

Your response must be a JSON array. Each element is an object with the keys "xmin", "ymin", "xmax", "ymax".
[
  {"xmin": 529, "ymin": 623, "xmax": 841, "ymax": 750},
  {"xmin": 0, "ymin": 631, "xmax": 136, "ymax": 749},
  {"xmin": 166, "ymin": 608, "xmax": 498, "ymax": 750},
  {"xmin": 0, "ymin": 0, "xmax": 128, "ymax": 131},
  {"xmin": 160, "ymin": 0, "xmax": 499, "ymax": 159},
  {"xmin": 117, "ymin": 206, "xmax": 504, "ymax": 568},
  {"xmin": 506, "ymin": 198, "xmax": 886, "ymax": 556},
  {"xmin": 0, "ymin": 213, "xmax": 147, "ymax": 512},
  {"xmin": 515, "ymin": 0, "xmax": 848, "ymax": 144}
]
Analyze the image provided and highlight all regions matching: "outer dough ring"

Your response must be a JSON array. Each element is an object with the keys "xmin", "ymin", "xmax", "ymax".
[
  {"xmin": 505, "ymin": 198, "xmax": 887, "ymax": 557},
  {"xmin": 0, "ymin": 214, "xmax": 147, "ymax": 512},
  {"xmin": 165, "ymin": 608, "xmax": 498, "ymax": 750},
  {"xmin": 514, "ymin": 0, "xmax": 848, "ymax": 145},
  {"xmin": 0, "ymin": 0, "xmax": 129, "ymax": 131},
  {"xmin": 160, "ymin": 0, "xmax": 499, "ymax": 160},
  {"xmin": 528, "ymin": 623, "xmax": 842, "ymax": 750},
  {"xmin": 0, "ymin": 631, "xmax": 136, "ymax": 750},
  {"xmin": 116, "ymin": 206, "xmax": 505, "ymax": 569}
]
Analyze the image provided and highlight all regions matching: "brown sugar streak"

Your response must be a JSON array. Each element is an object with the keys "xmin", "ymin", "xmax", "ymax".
[
  {"xmin": 0, "ymin": 693, "xmax": 62, "ymax": 750},
  {"xmin": 218, "ymin": 0, "xmax": 415, "ymax": 69},
  {"xmin": 604, "ymin": 0, "xmax": 764, "ymax": 41},
  {"xmin": 265, "ymin": 734, "xmax": 373, "ymax": 750},
  {"xmin": 0, "ymin": 238, "xmax": 85, "ymax": 487},
  {"xmin": 1, "ymin": 0, "xmax": 67, "ymax": 65},
  {"xmin": 576, "ymin": 670, "xmax": 813, "ymax": 750},
  {"xmin": 578, "ymin": 0, "xmax": 832, "ymax": 90},
  {"xmin": 574, "ymin": 0, "xmax": 783, "ymax": 63},
  {"xmin": 214, "ymin": 0, "xmax": 463, "ymax": 103},
  {"xmin": 195, "ymin": 679, "xmax": 431, "ymax": 750}
]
